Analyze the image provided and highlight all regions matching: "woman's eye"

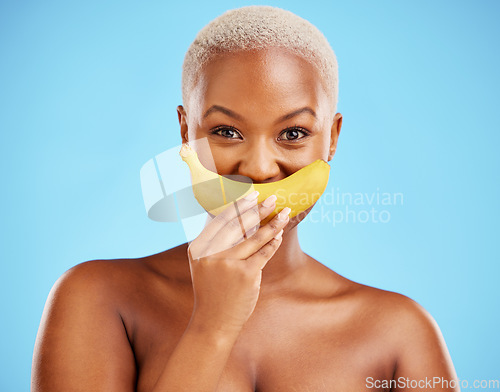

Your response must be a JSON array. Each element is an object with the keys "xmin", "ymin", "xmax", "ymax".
[
  {"xmin": 211, "ymin": 126, "xmax": 242, "ymax": 139},
  {"xmin": 279, "ymin": 127, "xmax": 309, "ymax": 141}
]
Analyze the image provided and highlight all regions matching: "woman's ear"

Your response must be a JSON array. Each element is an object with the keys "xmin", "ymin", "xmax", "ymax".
[
  {"xmin": 328, "ymin": 113, "xmax": 343, "ymax": 161},
  {"xmin": 177, "ymin": 105, "xmax": 189, "ymax": 143}
]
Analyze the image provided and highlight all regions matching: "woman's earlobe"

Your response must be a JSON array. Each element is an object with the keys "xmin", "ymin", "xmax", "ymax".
[{"xmin": 328, "ymin": 146, "xmax": 336, "ymax": 161}]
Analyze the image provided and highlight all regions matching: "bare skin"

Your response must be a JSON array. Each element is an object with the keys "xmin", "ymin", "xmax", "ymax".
[{"xmin": 32, "ymin": 48, "xmax": 459, "ymax": 392}]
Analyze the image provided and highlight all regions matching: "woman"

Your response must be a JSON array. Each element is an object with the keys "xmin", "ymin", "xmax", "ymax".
[{"xmin": 32, "ymin": 6, "xmax": 459, "ymax": 392}]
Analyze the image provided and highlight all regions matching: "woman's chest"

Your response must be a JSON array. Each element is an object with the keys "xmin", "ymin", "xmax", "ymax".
[{"xmin": 129, "ymin": 294, "xmax": 395, "ymax": 392}]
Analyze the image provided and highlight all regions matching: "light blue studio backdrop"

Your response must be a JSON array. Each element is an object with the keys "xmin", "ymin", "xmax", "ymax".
[{"xmin": 1, "ymin": 0, "xmax": 499, "ymax": 390}]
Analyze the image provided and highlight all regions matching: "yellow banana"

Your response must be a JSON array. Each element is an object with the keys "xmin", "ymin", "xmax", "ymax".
[{"xmin": 179, "ymin": 143, "xmax": 330, "ymax": 225}]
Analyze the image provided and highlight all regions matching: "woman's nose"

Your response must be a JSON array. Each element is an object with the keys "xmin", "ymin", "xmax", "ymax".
[{"xmin": 237, "ymin": 143, "xmax": 281, "ymax": 184}]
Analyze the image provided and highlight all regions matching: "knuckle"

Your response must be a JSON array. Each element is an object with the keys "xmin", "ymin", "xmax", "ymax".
[
  {"xmin": 251, "ymin": 209, "xmax": 262, "ymax": 225},
  {"xmin": 258, "ymin": 246, "xmax": 271, "ymax": 258},
  {"xmin": 267, "ymin": 220, "xmax": 280, "ymax": 231},
  {"xmin": 206, "ymin": 257, "xmax": 231, "ymax": 273},
  {"xmin": 236, "ymin": 195, "xmax": 248, "ymax": 205},
  {"xmin": 245, "ymin": 224, "xmax": 258, "ymax": 237},
  {"xmin": 249, "ymin": 231, "xmax": 265, "ymax": 244},
  {"xmin": 244, "ymin": 208, "xmax": 260, "ymax": 226},
  {"xmin": 228, "ymin": 218, "xmax": 243, "ymax": 232},
  {"xmin": 241, "ymin": 266, "xmax": 255, "ymax": 280},
  {"xmin": 249, "ymin": 205, "xmax": 260, "ymax": 218},
  {"xmin": 231, "ymin": 264, "xmax": 253, "ymax": 282},
  {"xmin": 188, "ymin": 244, "xmax": 202, "ymax": 261},
  {"xmin": 214, "ymin": 212, "xmax": 230, "ymax": 226}
]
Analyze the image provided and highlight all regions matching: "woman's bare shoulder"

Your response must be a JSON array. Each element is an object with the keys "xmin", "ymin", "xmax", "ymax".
[
  {"xmin": 59, "ymin": 242, "xmax": 190, "ymax": 286},
  {"xmin": 355, "ymin": 282, "xmax": 434, "ymax": 323},
  {"xmin": 320, "ymin": 275, "xmax": 456, "ymax": 380},
  {"xmin": 33, "ymin": 245, "xmax": 188, "ymax": 392},
  {"xmin": 339, "ymin": 278, "xmax": 443, "ymax": 346}
]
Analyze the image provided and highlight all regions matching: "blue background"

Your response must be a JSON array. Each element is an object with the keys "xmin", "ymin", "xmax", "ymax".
[{"xmin": 1, "ymin": 0, "xmax": 499, "ymax": 390}]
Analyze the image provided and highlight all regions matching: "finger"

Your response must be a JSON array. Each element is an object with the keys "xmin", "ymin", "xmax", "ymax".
[
  {"xmin": 245, "ymin": 229, "xmax": 284, "ymax": 270},
  {"xmin": 222, "ymin": 206, "xmax": 291, "ymax": 260},
  {"xmin": 188, "ymin": 191, "xmax": 261, "ymax": 260},
  {"xmin": 197, "ymin": 190, "xmax": 260, "ymax": 244},
  {"xmin": 205, "ymin": 204, "xmax": 260, "ymax": 254},
  {"xmin": 204, "ymin": 194, "xmax": 279, "ymax": 255},
  {"xmin": 231, "ymin": 223, "xmax": 258, "ymax": 247}
]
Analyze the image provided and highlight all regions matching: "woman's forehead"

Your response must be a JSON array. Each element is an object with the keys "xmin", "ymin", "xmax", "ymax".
[{"xmin": 189, "ymin": 48, "xmax": 331, "ymax": 120}]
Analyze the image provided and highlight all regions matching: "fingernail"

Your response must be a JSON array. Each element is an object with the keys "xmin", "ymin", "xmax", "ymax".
[
  {"xmin": 243, "ymin": 190, "xmax": 259, "ymax": 201},
  {"xmin": 262, "ymin": 195, "xmax": 277, "ymax": 207},
  {"xmin": 274, "ymin": 229, "xmax": 283, "ymax": 240},
  {"xmin": 277, "ymin": 207, "xmax": 291, "ymax": 220}
]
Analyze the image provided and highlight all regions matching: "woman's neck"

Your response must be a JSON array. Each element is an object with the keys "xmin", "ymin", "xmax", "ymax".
[{"xmin": 259, "ymin": 225, "xmax": 309, "ymax": 292}]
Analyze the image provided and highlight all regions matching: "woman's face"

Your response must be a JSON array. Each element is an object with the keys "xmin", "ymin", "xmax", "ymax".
[{"xmin": 178, "ymin": 47, "xmax": 342, "ymax": 229}]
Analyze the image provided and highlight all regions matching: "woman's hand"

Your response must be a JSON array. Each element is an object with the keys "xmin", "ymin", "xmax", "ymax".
[{"xmin": 187, "ymin": 191, "xmax": 290, "ymax": 335}]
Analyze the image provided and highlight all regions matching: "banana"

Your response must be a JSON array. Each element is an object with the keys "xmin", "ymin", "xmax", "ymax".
[{"xmin": 179, "ymin": 143, "xmax": 330, "ymax": 225}]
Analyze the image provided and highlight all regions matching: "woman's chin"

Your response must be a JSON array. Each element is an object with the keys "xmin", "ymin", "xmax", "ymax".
[{"xmin": 284, "ymin": 205, "xmax": 315, "ymax": 234}]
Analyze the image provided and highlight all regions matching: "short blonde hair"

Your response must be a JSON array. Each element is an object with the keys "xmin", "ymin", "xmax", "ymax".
[{"xmin": 182, "ymin": 5, "xmax": 339, "ymax": 113}]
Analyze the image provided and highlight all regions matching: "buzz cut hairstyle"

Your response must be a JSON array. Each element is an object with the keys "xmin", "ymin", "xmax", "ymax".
[{"xmin": 181, "ymin": 5, "xmax": 339, "ymax": 114}]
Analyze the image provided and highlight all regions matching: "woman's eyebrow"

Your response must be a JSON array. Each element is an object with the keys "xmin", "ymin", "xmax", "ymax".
[
  {"xmin": 202, "ymin": 105, "xmax": 317, "ymax": 123},
  {"xmin": 276, "ymin": 107, "xmax": 317, "ymax": 124},
  {"xmin": 203, "ymin": 105, "xmax": 243, "ymax": 121}
]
